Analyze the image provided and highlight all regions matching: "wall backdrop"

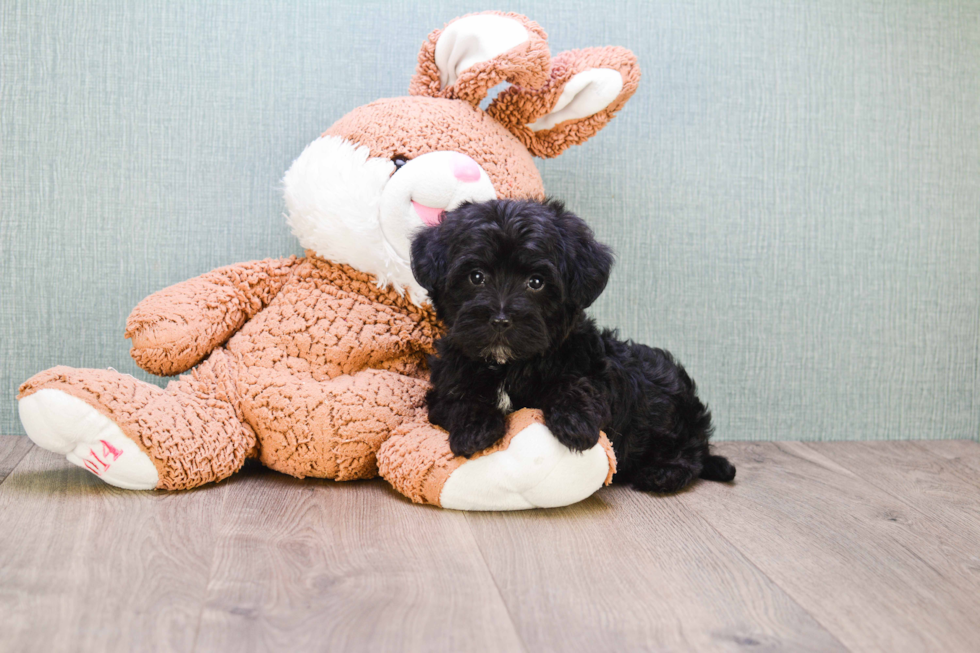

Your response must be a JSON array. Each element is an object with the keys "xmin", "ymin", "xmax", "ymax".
[{"xmin": 2, "ymin": 0, "xmax": 978, "ymax": 440}]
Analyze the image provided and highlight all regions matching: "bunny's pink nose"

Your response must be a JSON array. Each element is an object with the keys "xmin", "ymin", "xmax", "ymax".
[{"xmin": 452, "ymin": 153, "xmax": 482, "ymax": 183}]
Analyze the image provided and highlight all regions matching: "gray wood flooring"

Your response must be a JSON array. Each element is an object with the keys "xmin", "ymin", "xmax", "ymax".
[{"xmin": 1, "ymin": 436, "xmax": 978, "ymax": 652}]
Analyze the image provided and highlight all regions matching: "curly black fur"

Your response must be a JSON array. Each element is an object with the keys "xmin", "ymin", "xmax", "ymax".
[{"xmin": 412, "ymin": 198, "xmax": 735, "ymax": 493}]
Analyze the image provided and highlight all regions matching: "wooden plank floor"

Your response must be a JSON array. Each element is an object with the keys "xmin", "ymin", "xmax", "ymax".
[{"xmin": 1, "ymin": 437, "xmax": 978, "ymax": 653}]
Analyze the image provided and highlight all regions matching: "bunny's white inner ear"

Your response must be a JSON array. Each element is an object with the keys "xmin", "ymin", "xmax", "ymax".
[
  {"xmin": 435, "ymin": 14, "xmax": 529, "ymax": 89},
  {"xmin": 527, "ymin": 68, "xmax": 624, "ymax": 132}
]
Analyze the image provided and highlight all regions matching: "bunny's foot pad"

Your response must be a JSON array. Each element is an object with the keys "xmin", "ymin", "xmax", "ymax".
[
  {"xmin": 18, "ymin": 389, "xmax": 159, "ymax": 490},
  {"xmin": 378, "ymin": 408, "xmax": 616, "ymax": 510}
]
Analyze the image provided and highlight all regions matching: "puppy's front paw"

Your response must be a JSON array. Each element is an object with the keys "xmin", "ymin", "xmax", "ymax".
[
  {"xmin": 545, "ymin": 408, "xmax": 601, "ymax": 452},
  {"xmin": 447, "ymin": 405, "xmax": 508, "ymax": 458}
]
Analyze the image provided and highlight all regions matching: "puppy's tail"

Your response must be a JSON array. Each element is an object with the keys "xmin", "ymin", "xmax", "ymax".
[{"xmin": 699, "ymin": 454, "xmax": 736, "ymax": 482}]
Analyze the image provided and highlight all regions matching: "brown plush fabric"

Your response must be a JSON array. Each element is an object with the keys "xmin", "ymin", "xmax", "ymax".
[
  {"xmin": 20, "ymin": 256, "xmax": 443, "ymax": 489},
  {"xmin": 227, "ymin": 256, "xmax": 439, "ymax": 481},
  {"xmin": 598, "ymin": 430, "xmax": 617, "ymax": 486},
  {"xmin": 376, "ymin": 416, "xmax": 462, "ymax": 506},
  {"xmin": 127, "ymin": 257, "xmax": 302, "ymax": 376},
  {"xmin": 488, "ymin": 46, "xmax": 641, "ymax": 158},
  {"xmin": 409, "ymin": 11, "xmax": 552, "ymax": 107},
  {"xmin": 325, "ymin": 97, "xmax": 546, "ymax": 202}
]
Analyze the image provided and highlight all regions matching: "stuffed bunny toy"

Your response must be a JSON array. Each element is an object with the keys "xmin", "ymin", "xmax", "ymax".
[{"xmin": 17, "ymin": 11, "xmax": 639, "ymax": 510}]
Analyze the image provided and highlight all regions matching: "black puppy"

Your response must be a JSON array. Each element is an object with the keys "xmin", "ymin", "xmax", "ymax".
[{"xmin": 411, "ymin": 199, "xmax": 735, "ymax": 493}]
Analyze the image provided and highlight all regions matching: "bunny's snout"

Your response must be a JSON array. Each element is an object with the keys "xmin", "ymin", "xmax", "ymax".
[
  {"xmin": 451, "ymin": 153, "xmax": 481, "ymax": 183},
  {"xmin": 378, "ymin": 150, "xmax": 498, "ymax": 265}
]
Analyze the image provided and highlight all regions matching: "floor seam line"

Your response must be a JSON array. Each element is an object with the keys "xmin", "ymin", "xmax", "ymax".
[
  {"xmin": 462, "ymin": 514, "xmax": 532, "ymax": 653},
  {"xmin": 908, "ymin": 441, "xmax": 980, "ymax": 482},
  {"xmin": 0, "ymin": 439, "xmax": 35, "ymax": 488},
  {"xmin": 684, "ymin": 498, "xmax": 853, "ymax": 652},
  {"xmin": 681, "ymin": 445, "xmax": 855, "ymax": 653},
  {"xmin": 188, "ymin": 480, "xmax": 233, "ymax": 653},
  {"xmin": 798, "ymin": 441, "xmax": 980, "ymax": 552}
]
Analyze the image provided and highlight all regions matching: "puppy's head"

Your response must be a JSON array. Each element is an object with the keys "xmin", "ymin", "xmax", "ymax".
[{"xmin": 412, "ymin": 199, "xmax": 613, "ymax": 363}]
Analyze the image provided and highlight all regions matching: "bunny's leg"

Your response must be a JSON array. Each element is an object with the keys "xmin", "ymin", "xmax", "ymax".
[
  {"xmin": 18, "ymin": 349, "xmax": 255, "ymax": 490},
  {"xmin": 378, "ymin": 408, "xmax": 617, "ymax": 510},
  {"xmin": 236, "ymin": 367, "xmax": 430, "ymax": 482}
]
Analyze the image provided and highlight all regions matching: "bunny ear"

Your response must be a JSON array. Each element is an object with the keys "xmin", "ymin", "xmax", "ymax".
[
  {"xmin": 410, "ymin": 12, "xmax": 551, "ymax": 106},
  {"xmin": 488, "ymin": 47, "xmax": 640, "ymax": 158}
]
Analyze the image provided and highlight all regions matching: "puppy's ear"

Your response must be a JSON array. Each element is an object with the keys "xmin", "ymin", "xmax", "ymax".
[
  {"xmin": 410, "ymin": 226, "xmax": 448, "ymax": 301},
  {"xmin": 553, "ymin": 201, "xmax": 614, "ymax": 308}
]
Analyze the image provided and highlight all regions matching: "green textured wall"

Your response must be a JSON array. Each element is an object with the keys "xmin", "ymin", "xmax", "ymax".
[{"xmin": 2, "ymin": 0, "xmax": 978, "ymax": 440}]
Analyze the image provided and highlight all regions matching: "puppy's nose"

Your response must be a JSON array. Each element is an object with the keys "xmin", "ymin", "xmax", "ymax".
[
  {"xmin": 490, "ymin": 316, "xmax": 512, "ymax": 332},
  {"xmin": 452, "ymin": 153, "xmax": 481, "ymax": 183}
]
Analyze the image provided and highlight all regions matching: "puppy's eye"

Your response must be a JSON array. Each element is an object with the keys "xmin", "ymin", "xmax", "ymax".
[
  {"xmin": 391, "ymin": 155, "xmax": 410, "ymax": 172},
  {"xmin": 526, "ymin": 275, "xmax": 545, "ymax": 291},
  {"xmin": 469, "ymin": 270, "xmax": 486, "ymax": 286}
]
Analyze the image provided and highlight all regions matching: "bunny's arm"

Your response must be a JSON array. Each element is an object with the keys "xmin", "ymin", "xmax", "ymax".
[{"xmin": 125, "ymin": 257, "xmax": 301, "ymax": 376}]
